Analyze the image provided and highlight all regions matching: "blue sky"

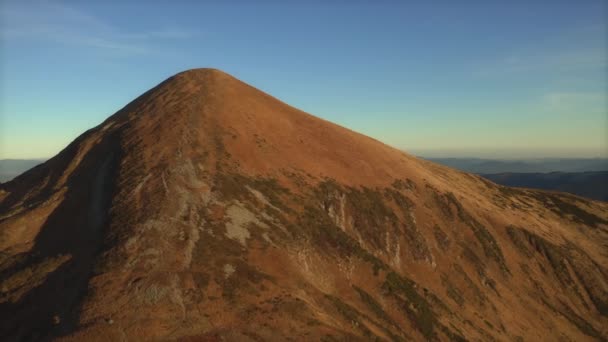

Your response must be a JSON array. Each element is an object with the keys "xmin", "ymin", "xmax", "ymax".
[{"xmin": 0, "ymin": 1, "xmax": 606, "ymax": 159}]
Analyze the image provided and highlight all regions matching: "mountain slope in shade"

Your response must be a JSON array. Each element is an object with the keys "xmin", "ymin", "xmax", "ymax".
[{"xmin": 1, "ymin": 69, "xmax": 607, "ymax": 341}]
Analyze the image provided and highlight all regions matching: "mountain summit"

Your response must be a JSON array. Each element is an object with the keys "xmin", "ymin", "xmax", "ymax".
[{"xmin": 1, "ymin": 69, "xmax": 607, "ymax": 341}]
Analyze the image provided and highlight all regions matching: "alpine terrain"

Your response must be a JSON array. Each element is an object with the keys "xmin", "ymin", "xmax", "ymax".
[{"xmin": 1, "ymin": 69, "xmax": 607, "ymax": 341}]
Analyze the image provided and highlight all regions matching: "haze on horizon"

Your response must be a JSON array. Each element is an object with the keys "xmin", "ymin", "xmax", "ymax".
[{"xmin": 0, "ymin": 1, "xmax": 606, "ymax": 160}]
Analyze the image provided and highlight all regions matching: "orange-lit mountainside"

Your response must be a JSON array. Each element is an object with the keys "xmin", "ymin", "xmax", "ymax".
[{"xmin": 1, "ymin": 69, "xmax": 607, "ymax": 341}]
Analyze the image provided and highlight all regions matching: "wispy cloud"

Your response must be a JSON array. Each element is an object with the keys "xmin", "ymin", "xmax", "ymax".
[
  {"xmin": 0, "ymin": 1, "xmax": 198, "ymax": 56},
  {"xmin": 483, "ymin": 48, "xmax": 606, "ymax": 75},
  {"xmin": 474, "ymin": 25, "xmax": 607, "ymax": 77},
  {"xmin": 541, "ymin": 91, "xmax": 607, "ymax": 114}
]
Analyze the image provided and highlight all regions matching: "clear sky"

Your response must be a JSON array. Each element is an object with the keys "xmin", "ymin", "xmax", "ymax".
[{"xmin": 1, "ymin": 1, "xmax": 606, "ymax": 159}]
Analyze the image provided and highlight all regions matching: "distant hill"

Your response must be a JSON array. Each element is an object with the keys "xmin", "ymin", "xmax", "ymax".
[
  {"xmin": 425, "ymin": 157, "xmax": 608, "ymax": 174},
  {"xmin": 0, "ymin": 159, "xmax": 45, "ymax": 182},
  {"xmin": 425, "ymin": 158, "xmax": 608, "ymax": 202},
  {"xmin": 482, "ymin": 171, "xmax": 608, "ymax": 202}
]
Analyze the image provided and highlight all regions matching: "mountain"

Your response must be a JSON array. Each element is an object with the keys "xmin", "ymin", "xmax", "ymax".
[
  {"xmin": 483, "ymin": 171, "xmax": 608, "ymax": 202},
  {"xmin": 1, "ymin": 69, "xmax": 607, "ymax": 341},
  {"xmin": 0, "ymin": 159, "xmax": 45, "ymax": 182},
  {"xmin": 425, "ymin": 157, "xmax": 608, "ymax": 174}
]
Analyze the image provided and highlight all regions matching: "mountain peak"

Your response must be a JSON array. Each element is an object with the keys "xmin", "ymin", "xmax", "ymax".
[
  {"xmin": 174, "ymin": 67, "xmax": 229, "ymax": 77},
  {"xmin": 138, "ymin": 67, "xmax": 237, "ymax": 102},
  {"xmin": 167, "ymin": 67, "xmax": 234, "ymax": 85}
]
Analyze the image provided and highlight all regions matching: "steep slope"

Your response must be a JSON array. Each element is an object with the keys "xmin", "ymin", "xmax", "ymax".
[{"xmin": 1, "ymin": 69, "xmax": 607, "ymax": 341}]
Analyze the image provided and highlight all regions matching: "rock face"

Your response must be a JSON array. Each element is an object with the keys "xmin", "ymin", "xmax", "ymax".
[{"xmin": 1, "ymin": 69, "xmax": 607, "ymax": 341}]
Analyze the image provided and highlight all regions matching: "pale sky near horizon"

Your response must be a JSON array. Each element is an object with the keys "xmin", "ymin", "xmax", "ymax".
[{"xmin": 0, "ymin": 1, "xmax": 607, "ymax": 159}]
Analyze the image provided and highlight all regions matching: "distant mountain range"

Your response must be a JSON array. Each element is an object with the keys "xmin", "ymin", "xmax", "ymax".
[
  {"xmin": 421, "ymin": 158, "xmax": 608, "ymax": 202},
  {"xmin": 482, "ymin": 171, "xmax": 608, "ymax": 202},
  {"xmin": 0, "ymin": 159, "xmax": 45, "ymax": 182},
  {"xmin": 425, "ymin": 157, "xmax": 608, "ymax": 174}
]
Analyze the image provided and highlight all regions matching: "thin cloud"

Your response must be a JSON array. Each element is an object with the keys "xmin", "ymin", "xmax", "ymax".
[
  {"xmin": 119, "ymin": 28, "xmax": 196, "ymax": 40},
  {"xmin": 506, "ymin": 49, "xmax": 603, "ymax": 73},
  {"xmin": 541, "ymin": 91, "xmax": 607, "ymax": 114},
  {"xmin": 0, "ymin": 1, "xmax": 197, "ymax": 56},
  {"xmin": 474, "ymin": 48, "xmax": 607, "ymax": 77},
  {"xmin": 473, "ymin": 25, "xmax": 607, "ymax": 77}
]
